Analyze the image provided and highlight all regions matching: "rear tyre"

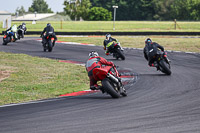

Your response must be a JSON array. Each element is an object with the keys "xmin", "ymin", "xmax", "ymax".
[
  {"xmin": 159, "ymin": 60, "xmax": 171, "ymax": 75},
  {"xmin": 102, "ymin": 78, "xmax": 120, "ymax": 98},
  {"xmin": 117, "ymin": 49, "xmax": 125, "ymax": 60},
  {"xmin": 48, "ymin": 41, "xmax": 52, "ymax": 52},
  {"xmin": 43, "ymin": 43, "xmax": 46, "ymax": 52}
]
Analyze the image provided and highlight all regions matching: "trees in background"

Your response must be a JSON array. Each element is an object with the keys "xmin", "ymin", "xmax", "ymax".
[
  {"xmin": 63, "ymin": 0, "xmax": 91, "ymax": 20},
  {"xmin": 28, "ymin": 0, "xmax": 53, "ymax": 13},
  {"xmin": 171, "ymin": 0, "xmax": 200, "ymax": 20},
  {"xmin": 88, "ymin": 7, "xmax": 112, "ymax": 21},
  {"xmin": 15, "ymin": 6, "xmax": 26, "ymax": 16},
  {"xmin": 88, "ymin": 0, "xmax": 200, "ymax": 21},
  {"xmin": 15, "ymin": 0, "xmax": 200, "ymax": 20},
  {"xmin": 62, "ymin": 0, "xmax": 200, "ymax": 20}
]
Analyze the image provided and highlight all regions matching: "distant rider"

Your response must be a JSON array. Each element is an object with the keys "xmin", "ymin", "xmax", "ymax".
[
  {"xmin": 6, "ymin": 24, "xmax": 18, "ymax": 40},
  {"xmin": 103, "ymin": 33, "xmax": 119, "ymax": 55},
  {"xmin": 86, "ymin": 51, "xmax": 114, "ymax": 90},
  {"xmin": 143, "ymin": 38, "xmax": 170, "ymax": 67},
  {"xmin": 17, "ymin": 22, "xmax": 27, "ymax": 35},
  {"xmin": 40, "ymin": 23, "xmax": 57, "ymax": 46}
]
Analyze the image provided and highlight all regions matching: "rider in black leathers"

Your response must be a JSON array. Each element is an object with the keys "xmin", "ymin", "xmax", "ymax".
[
  {"xmin": 143, "ymin": 38, "xmax": 170, "ymax": 67},
  {"xmin": 17, "ymin": 23, "xmax": 27, "ymax": 35},
  {"xmin": 40, "ymin": 23, "xmax": 57, "ymax": 46}
]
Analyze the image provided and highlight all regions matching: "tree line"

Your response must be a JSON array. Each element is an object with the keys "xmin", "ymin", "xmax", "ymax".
[
  {"xmin": 15, "ymin": 0, "xmax": 200, "ymax": 21},
  {"xmin": 88, "ymin": 0, "xmax": 200, "ymax": 21}
]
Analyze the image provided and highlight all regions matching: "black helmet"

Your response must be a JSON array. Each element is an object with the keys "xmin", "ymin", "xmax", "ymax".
[
  {"xmin": 106, "ymin": 33, "xmax": 111, "ymax": 39},
  {"xmin": 22, "ymin": 23, "xmax": 26, "ymax": 25},
  {"xmin": 145, "ymin": 38, "xmax": 152, "ymax": 44},
  {"xmin": 47, "ymin": 23, "xmax": 51, "ymax": 27},
  {"xmin": 89, "ymin": 51, "xmax": 99, "ymax": 58}
]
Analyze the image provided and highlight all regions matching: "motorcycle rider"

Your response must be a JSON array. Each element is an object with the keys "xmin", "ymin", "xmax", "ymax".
[
  {"xmin": 5, "ymin": 24, "xmax": 18, "ymax": 41},
  {"xmin": 86, "ymin": 51, "xmax": 115, "ymax": 90},
  {"xmin": 143, "ymin": 38, "xmax": 170, "ymax": 67},
  {"xmin": 40, "ymin": 23, "xmax": 57, "ymax": 47},
  {"xmin": 17, "ymin": 22, "xmax": 27, "ymax": 35},
  {"xmin": 103, "ymin": 33, "xmax": 119, "ymax": 55}
]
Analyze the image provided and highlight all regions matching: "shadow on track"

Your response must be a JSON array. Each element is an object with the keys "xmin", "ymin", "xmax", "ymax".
[{"xmin": 139, "ymin": 73, "xmax": 171, "ymax": 77}]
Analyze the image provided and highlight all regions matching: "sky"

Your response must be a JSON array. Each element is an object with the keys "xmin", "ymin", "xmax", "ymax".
[{"xmin": 0, "ymin": 0, "xmax": 65, "ymax": 13}]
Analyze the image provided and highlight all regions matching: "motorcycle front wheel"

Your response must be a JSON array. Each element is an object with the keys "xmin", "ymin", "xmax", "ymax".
[
  {"xmin": 2, "ymin": 38, "xmax": 9, "ymax": 45},
  {"xmin": 2, "ymin": 42, "xmax": 7, "ymax": 45}
]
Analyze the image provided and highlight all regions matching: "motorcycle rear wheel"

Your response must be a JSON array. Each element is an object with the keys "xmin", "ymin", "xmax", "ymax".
[
  {"xmin": 102, "ymin": 78, "xmax": 120, "ymax": 98},
  {"xmin": 117, "ymin": 49, "xmax": 125, "ymax": 60},
  {"xmin": 48, "ymin": 41, "xmax": 53, "ymax": 52},
  {"xmin": 159, "ymin": 60, "xmax": 171, "ymax": 75}
]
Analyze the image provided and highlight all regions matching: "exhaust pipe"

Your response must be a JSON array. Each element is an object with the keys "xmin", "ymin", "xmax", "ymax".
[{"xmin": 107, "ymin": 73, "xmax": 119, "ymax": 83}]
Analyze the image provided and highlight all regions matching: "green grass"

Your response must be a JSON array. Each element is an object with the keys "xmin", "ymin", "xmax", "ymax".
[
  {"xmin": 0, "ymin": 52, "xmax": 89, "ymax": 105},
  {"xmin": 1, "ymin": 21, "xmax": 200, "ymax": 32},
  {"xmin": 58, "ymin": 36, "xmax": 200, "ymax": 53}
]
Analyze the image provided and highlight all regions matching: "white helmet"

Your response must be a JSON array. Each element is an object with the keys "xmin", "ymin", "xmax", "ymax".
[{"xmin": 89, "ymin": 51, "xmax": 99, "ymax": 58}]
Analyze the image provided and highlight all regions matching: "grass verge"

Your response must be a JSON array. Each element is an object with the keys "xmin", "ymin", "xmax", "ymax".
[
  {"xmin": 0, "ymin": 52, "xmax": 89, "ymax": 105},
  {"xmin": 57, "ymin": 36, "xmax": 200, "ymax": 53},
  {"xmin": 1, "ymin": 21, "xmax": 200, "ymax": 32}
]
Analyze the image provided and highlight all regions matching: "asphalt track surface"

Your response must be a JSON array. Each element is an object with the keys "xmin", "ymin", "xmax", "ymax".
[{"xmin": 0, "ymin": 37, "xmax": 200, "ymax": 133}]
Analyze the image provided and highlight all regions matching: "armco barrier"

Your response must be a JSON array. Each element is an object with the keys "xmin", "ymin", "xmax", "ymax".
[{"xmin": 2, "ymin": 31, "xmax": 200, "ymax": 35}]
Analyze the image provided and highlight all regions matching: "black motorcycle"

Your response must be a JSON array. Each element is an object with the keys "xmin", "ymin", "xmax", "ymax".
[
  {"xmin": 2, "ymin": 31, "xmax": 16, "ymax": 45},
  {"xmin": 153, "ymin": 50, "xmax": 171, "ymax": 75},
  {"xmin": 17, "ymin": 28, "xmax": 25, "ymax": 40},
  {"xmin": 42, "ymin": 33, "xmax": 54, "ymax": 52},
  {"xmin": 108, "ymin": 42, "xmax": 125, "ymax": 60}
]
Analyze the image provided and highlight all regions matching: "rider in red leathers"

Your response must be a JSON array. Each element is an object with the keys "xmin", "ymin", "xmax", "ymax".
[{"xmin": 86, "ymin": 51, "xmax": 114, "ymax": 90}]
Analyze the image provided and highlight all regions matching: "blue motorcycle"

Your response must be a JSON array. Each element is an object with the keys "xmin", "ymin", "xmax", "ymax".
[{"xmin": 2, "ymin": 31, "xmax": 16, "ymax": 45}]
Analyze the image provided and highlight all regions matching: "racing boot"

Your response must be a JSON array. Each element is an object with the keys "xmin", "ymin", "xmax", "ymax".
[{"xmin": 90, "ymin": 85, "xmax": 105, "ymax": 93}]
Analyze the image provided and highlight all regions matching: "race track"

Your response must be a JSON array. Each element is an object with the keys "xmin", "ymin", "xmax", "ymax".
[{"xmin": 0, "ymin": 37, "xmax": 200, "ymax": 133}]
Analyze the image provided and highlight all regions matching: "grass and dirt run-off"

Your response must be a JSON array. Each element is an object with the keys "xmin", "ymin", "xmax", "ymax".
[
  {"xmin": 0, "ymin": 52, "xmax": 89, "ymax": 105},
  {"xmin": 0, "ymin": 21, "xmax": 200, "ymax": 105}
]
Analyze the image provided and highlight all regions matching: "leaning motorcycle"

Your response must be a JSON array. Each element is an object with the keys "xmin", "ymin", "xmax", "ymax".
[
  {"xmin": 108, "ymin": 42, "xmax": 125, "ymax": 60},
  {"xmin": 153, "ymin": 50, "xmax": 172, "ymax": 75},
  {"xmin": 17, "ymin": 28, "xmax": 25, "ymax": 40},
  {"xmin": 42, "ymin": 33, "xmax": 54, "ymax": 52},
  {"xmin": 2, "ymin": 31, "xmax": 16, "ymax": 45},
  {"xmin": 93, "ymin": 65, "xmax": 127, "ymax": 98}
]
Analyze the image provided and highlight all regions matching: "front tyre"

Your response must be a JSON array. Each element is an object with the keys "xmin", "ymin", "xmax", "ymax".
[
  {"xmin": 2, "ymin": 38, "xmax": 8, "ymax": 45},
  {"xmin": 102, "ymin": 78, "xmax": 120, "ymax": 98}
]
